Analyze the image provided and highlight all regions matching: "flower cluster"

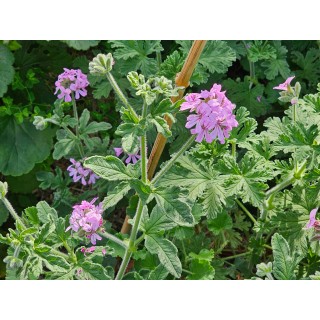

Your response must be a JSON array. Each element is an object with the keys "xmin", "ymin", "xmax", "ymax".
[
  {"xmin": 114, "ymin": 147, "xmax": 141, "ymax": 164},
  {"xmin": 67, "ymin": 158, "xmax": 99, "ymax": 185},
  {"xmin": 66, "ymin": 198, "xmax": 104, "ymax": 245},
  {"xmin": 54, "ymin": 68, "xmax": 89, "ymax": 102},
  {"xmin": 180, "ymin": 84, "xmax": 238, "ymax": 144}
]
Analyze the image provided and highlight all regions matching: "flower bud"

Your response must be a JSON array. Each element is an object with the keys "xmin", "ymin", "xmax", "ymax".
[
  {"xmin": 33, "ymin": 116, "xmax": 47, "ymax": 130},
  {"xmin": 0, "ymin": 181, "xmax": 8, "ymax": 200},
  {"xmin": 89, "ymin": 53, "xmax": 114, "ymax": 75}
]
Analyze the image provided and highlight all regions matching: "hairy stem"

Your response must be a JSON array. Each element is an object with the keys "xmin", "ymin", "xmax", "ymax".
[
  {"xmin": 235, "ymin": 199, "xmax": 257, "ymax": 224},
  {"xmin": 106, "ymin": 72, "xmax": 139, "ymax": 123},
  {"xmin": 100, "ymin": 231, "xmax": 128, "ymax": 249},
  {"xmin": 1, "ymin": 198, "xmax": 26, "ymax": 229},
  {"xmin": 71, "ymin": 93, "xmax": 85, "ymax": 158},
  {"xmin": 115, "ymin": 102, "xmax": 148, "ymax": 280},
  {"xmin": 221, "ymin": 250, "xmax": 252, "ymax": 261},
  {"xmin": 152, "ymin": 135, "xmax": 195, "ymax": 186}
]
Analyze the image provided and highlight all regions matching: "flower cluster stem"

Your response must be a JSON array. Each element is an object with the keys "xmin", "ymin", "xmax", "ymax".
[
  {"xmin": 106, "ymin": 72, "xmax": 139, "ymax": 123},
  {"xmin": 152, "ymin": 135, "xmax": 195, "ymax": 186},
  {"xmin": 115, "ymin": 102, "xmax": 148, "ymax": 280},
  {"xmin": 100, "ymin": 231, "xmax": 128, "ymax": 249},
  {"xmin": 71, "ymin": 94, "xmax": 85, "ymax": 158},
  {"xmin": 1, "ymin": 198, "xmax": 26, "ymax": 229}
]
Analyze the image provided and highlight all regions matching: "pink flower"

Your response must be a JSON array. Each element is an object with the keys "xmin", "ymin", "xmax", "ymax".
[
  {"xmin": 102, "ymin": 248, "xmax": 107, "ymax": 256},
  {"xmin": 114, "ymin": 147, "xmax": 141, "ymax": 164},
  {"xmin": 54, "ymin": 68, "xmax": 89, "ymax": 102},
  {"xmin": 114, "ymin": 147, "xmax": 123, "ymax": 157},
  {"xmin": 273, "ymin": 76, "xmax": 295, "ymax": 91},
  {"xmin": 80, "ymin": 246, "xmax": 96, "ymax": 256},
  {"xmin": 66, "ymin": 198, "xmax": 104, "ymax": 245},
  {"xmin": 257, "ymin": 96, "xmax": 262, "ymax": 103},
  {"xmin": 291, "ymin": 97, "xmax": 298, "ymax": 105},
  {"xmin": 181, "ymin": 83, "xmax": 238, "ymax": 144},
  {"xmin": 67, "ymin": 158, "xmax": 100, "ymax": 186},
  {"xmin": 306, "ymin": 208, "xmax": 318, "ymax": 229},
  {"xmin": 125, "ymin": 153, "xmax": 141, "ymax": 164}
]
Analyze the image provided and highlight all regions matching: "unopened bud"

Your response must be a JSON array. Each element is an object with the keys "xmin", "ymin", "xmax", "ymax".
[
  {"xmin": 33, "ymin": 116, "xmax": 47, "ymax": 130},
  {"xmin": 0, "ymin": 181, "xmax": 8, "ymax": 200},
  {"xmin": 89, "ymin": 53, "xmax": 114, "ymax": 75}
]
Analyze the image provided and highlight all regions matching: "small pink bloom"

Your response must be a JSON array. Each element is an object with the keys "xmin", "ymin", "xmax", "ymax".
[
  {"xmin": 102, "ymin": 248, "xmax": 107, "ymax": 256},
  {"xmin": 114, "ymin": 147, "xmax": 123, "ymax": 157},
  {"xmin": 306, "ymin": 208, "xmax": 318, "ymax": 229},
  {"xmin": 291, "ymin": 97, "xmax": 298, "ymax": 105},
  {"xmin": 125, "ymin": 153, "xmax": 141, "ymax": 164},
  {"xmin": 67, "ymin": 158, "xmax": 99, "ymax": 186},
  {"xmin": 273, "ymin": 76, "xmax": 295, "ymax": 91},
  {"xmin": 257, "ymin": 96, "xmax": 262, "ymax": 103}
]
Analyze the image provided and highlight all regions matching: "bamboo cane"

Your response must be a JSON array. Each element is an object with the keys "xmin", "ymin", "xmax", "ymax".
[{"xmin": 120, "ymin": 40, "xmax": 207, "ymax": 234}]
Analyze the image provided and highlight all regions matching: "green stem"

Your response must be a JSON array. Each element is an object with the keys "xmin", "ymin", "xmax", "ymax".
[
  {"xmin": 231, "ymin": 140, "xmax": 236, "ymax": 158},
  {"xmin": 1, "ymin": 198, "xmax": 26, "ymax": 228},
  {"xmin": 235, "ymin": 199, "xmax": 257, "ymax": 224},
  {"xmin": 221, "ymin": 250, "xmax": 252, "ymax": 261},
  {"xmin": 115, "ymin": 103, "xmax": 149, "ymax": 280},
  {"xmin": 134, "ymin": 234, "xmax": 145, "ymax": 247},
  {"xmin": 153, "ymin": 135, "xmax": 195, "ymax": 185},
  {"xmin": 63, "ymin": 241, "xmax": 77, "ymax": 263},
  {"xmin": 71, "ymin": 93, "xmax": 85, "ymax": 158},
  {"xmin": 265, "ymin": 176, "xmax": 295, "ymax": 198},
  {"xmin": 106, "ymin": 72, "xmax": 139, "ymax": 123},
  {"xmin": 156, "ymin": 51, "xmax": 162, "ymax": 71},
  {"xmin": 100, "ymin": 231, "xmax": 128, "ymax": 249},
  {"xmin": 141, "ymin": 102, "xmax": 148, "ymax": 183},
  {"xmin": 115, "ymin": 199, "xmax": 144, "ymax": 280},
  {"xmin": 182, "ymin": 268, "xmax": 194, "ymax": 275},
  {"xmin": 293, "ymin": 103, "xmax": 297, "ymax": 122}
]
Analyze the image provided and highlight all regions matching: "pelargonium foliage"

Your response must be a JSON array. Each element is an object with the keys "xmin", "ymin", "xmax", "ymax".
[{"xmin": 2, "ymin": 41, "xmax": 320, "ymax": 282}]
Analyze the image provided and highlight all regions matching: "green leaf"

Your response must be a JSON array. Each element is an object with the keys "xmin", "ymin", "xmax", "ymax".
[
  {"xmin": 55, "ymin": 217, "xmax": 68, "ymax": 243},
  {"xmin": 53, "ymin": 138, "xmax": 76, "ymax": 160},
  {"xmin": 110, "ymin": 40, "xmax": 163, "ymax": 76},
  {"xmin": 208, "ymin": 212, "xmax": 233, "ymax": 235},
  {"xmin": 148, "ymin": 264, "xmax": 169, "ymax": 280},
  {"xmin": 159, "ymin": 50, "xmax": 184, "ymax": 80},
  {"xmin": 222, "ymin": 78, "xmax": 267, "ymax": 118},
  {"xmin": 36, "ymin": 201, "xmax": 58, "ymax": 224},
  {"xmin": 102, "ymin": 181, "xmax": 131, "ymax": 209},
  {"xmin": 80, "ymin": 261, "xmax": 112, "ymax": 280},
  {"xmin": 217, "ymin": 153, "xmax": 274, "ymax": 207},
  {"xmin": 145, "ymin": 234, "xmax": 182, "ymax": 278},
  {"xmin": 82, "ymin": 121, "xmax": 112, "ymax": 134},
  {"xmin": 0, "ymin": 44, "xmax": 15, "ymax": 97},
  {"xmin": 142, "ymin": 204, "xmax": 177, "ymax": 234},
  {"xmin": 178, "ymin": 40, "xmax": 236, "ymax": 74},
  {"xmin": 84, "ymin": 155, "xmax": 135, "ymax": 181},
  {"xmin": 34, "ymin": 221, "xmax": 56, "ymax": 245},
  {"xmin": 63, "ymin": 40, "xmax": 100, "ymax": 51},
  {"xmin": 292, "ymin": 48, "xmax": 320, "ymax": 86},
  {"xmin": 150, "ymin": 116, "xmax": 171, "ymax": 138},
  {"xmin": 121, "ymin": 132, "xmax": 139, "ymax": 154},
  {"xmin": 130, "ymin": 180, "xmax": 152, "ymax": 203},
  {"xmin": 154, "ymin": 186, "xmax": 195, "ymax": 226},
  {"xmin": 187, "ymin": 249, "xmax": 215, "ymax": 280},
  {"xmin": 261, "ymin": 41, "xmax": 290, "ymax": 80},
  {"xmin": 247, "ymin": 40, "xmax": 276, "ymax": 62},
  {"xmin": 0, "ymin": 117, "xmax": 54, "ymax": 176},
  {"xmin": 271, "ymin": 233, "xmax": 301, "ymax": 280}
]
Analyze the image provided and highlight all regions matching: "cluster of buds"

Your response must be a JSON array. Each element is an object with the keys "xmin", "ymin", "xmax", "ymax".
[{"xmin": 89, "ymin": 53, "xmax": 114, "ymax": 75}]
